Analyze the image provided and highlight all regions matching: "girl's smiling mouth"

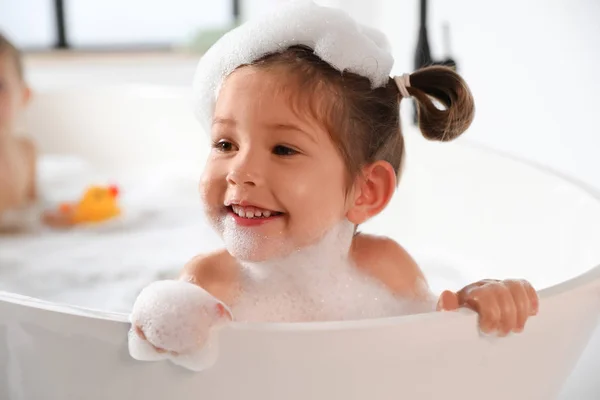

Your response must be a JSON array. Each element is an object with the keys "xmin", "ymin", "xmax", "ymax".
[{"xmin": 225, "ymin": 204, "xmax": 284, "ymax": 226}]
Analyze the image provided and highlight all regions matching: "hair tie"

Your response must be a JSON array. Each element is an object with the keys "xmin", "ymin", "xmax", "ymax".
[{"xmin": 393, "ymin": 74, "xmax": 411, "ymax": 98}]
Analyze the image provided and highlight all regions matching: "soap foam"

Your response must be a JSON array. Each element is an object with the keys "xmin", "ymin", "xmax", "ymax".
[
  {"xmin": 128, "ymin": 280, "xmax": 230, "ymax": 371},
  {"xmin": 192, "ymin": 0, "xmax": 395, "ymax": 135},
  {"xmin": 129, "ymin": 220, "xmax": 436, "ymax": 371},
  {"xmin": 128, "ymin": 327, "xmax": 222, "ymax": 372},
  {"xmin": 233, "ymin": 220, "xmax": 436, "ymax": 322},
  {"xmin": 218, "ymin": 213, "xmax": 306, "ymax": 262}
]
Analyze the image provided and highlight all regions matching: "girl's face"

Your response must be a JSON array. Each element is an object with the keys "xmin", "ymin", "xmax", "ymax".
[
  {"xmin": 200, "ymin": 66, "xmax": 353, "ymax": 262},
  {"xmin": 0, "ymin": 53, "xmax": 29, "ymax": 137}
]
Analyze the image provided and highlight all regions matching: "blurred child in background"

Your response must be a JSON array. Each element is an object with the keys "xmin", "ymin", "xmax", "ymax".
[{"xmin": 0, "ymin": 33, "xmax": 37, "ymax": 220}]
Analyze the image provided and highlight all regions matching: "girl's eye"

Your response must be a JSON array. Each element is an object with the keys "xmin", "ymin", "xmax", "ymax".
[
  {"xmin": 273, "ymin": 145, "xmax": 298, "ymax": 156},
  {"xmin": 213, "ymin": 140, "xmax": 236, "ymax": 152}
]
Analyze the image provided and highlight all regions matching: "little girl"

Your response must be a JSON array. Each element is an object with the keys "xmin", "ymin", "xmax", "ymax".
[{"xmin": 130, "ymin": 1, "xmax": 538, "ymax": 363}]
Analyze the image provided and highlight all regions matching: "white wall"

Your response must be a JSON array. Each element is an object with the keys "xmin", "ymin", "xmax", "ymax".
[{"xmin": 377, "ymin": 0, "xmax": 600, "ymax": 193}]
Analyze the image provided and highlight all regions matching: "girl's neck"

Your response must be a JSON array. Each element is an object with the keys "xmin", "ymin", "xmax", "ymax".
[{"xmin": 240, "ymin": 219, "xmax": 356, "ymax": 282}]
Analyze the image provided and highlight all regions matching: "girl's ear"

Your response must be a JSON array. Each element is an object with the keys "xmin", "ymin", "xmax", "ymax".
[{"xmin": 346, "ymin": 161, "xmax": 396, "ymax": 224}]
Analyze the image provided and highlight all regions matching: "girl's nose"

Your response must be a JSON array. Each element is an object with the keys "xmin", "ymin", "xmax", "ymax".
[
  {"xmin": 226, "ymin": 170, "xmax": 257, "ymax": 187},
  {"xmin": 226, "ymin": 151, "xmax": 264, "ymax": 187}
]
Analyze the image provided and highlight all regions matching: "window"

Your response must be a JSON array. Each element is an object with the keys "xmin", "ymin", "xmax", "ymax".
[{"xmin": 0, "ymin": 0, "xmax": 237, "ymax": 50}]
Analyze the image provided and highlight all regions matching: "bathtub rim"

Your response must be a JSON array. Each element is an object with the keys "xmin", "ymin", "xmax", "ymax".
[
  {"xmin": 1, "ymin": 262, "xmax": 599, "ymax": 333},
  {"xmin": 3, "ymin": 124, "xmax": 600, "ymax": 333}
]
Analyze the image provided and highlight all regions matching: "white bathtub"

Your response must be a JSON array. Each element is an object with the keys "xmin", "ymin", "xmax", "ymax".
[{"xmin": 1, "ymin": 86, "xmax": 600, "ymax": 400}]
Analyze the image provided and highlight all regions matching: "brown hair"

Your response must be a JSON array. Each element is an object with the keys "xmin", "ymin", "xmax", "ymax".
[
  {"xmin": 0, "ymin": 33, "xmax": 24, "ymax": 80},
  {"xmin": 246, "ymin": 45, "xmax": 475, "ymax": 185}
]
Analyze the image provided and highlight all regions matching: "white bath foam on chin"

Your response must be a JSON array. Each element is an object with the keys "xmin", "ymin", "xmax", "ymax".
[
  {"xmin": 128, "ymin": 280, "xmax": 231, "ymax": 372},
  {"xmin": 233, "ymin": 220, "xmax": 436, "ymax": 323},
  {"xmin": 219, "ymin": 214, "xmax": 296, "ymax": 261},
  {"xmin": 220, "ymin": 216, "xmax": 261, "ymax": 260}
]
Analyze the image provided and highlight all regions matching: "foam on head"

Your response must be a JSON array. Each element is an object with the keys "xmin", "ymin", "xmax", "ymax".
[{"xmin": 192, "ymin": 0, "xmax": 395, "ymax": 135}]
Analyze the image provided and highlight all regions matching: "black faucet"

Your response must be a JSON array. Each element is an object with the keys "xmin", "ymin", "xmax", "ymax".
[
  {"xmin": 412, "ymin": 0, "xmax": 457, "ymax": 123},
  {"xmin": 414, "ymin": 0, "xmax": 457, "ymax": 70}
]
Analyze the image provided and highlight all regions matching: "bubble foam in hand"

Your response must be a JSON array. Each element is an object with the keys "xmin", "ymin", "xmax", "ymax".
[{"xmin": 128, "ymin": 280, "xmax": 232, "ymax": 372}]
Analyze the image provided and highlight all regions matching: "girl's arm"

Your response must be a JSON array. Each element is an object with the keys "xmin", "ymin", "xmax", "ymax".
[{"xmin": 351, "ymin": 234, "xmax": 539, "ymax": 335}]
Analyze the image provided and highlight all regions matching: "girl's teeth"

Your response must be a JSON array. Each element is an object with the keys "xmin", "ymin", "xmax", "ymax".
[{"xmin": 231, "ymin": 205, "xmax": 275, "ymax": 219}]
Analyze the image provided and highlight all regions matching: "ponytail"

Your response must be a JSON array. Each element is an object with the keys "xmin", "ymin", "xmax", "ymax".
[{"xmin": 402, "ymin": 66, "xmax": 475, "ymax": 141}]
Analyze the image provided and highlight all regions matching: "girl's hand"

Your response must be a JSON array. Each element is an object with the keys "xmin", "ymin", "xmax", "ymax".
[
  {"xmin": 437, "ymin": 279, "xmax": 539, "ymax": 336},
  {"xmin": 129, "ymin": 280, "xmax": 232, "ymax": 359}
]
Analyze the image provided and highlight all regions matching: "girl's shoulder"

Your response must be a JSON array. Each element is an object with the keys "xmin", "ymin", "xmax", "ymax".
[
  {"xmin": 350, "ymin": 233, "xmax": 429, "ymax": 299},
  {"xmin": 179, "ymin": 249, "xmax": 242, "ymax": 305}
]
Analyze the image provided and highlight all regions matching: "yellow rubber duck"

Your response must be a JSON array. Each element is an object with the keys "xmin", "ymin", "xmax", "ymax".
[{"xmin": 43, "ymin": 185, "xmax": 121, "ymax": 228}]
